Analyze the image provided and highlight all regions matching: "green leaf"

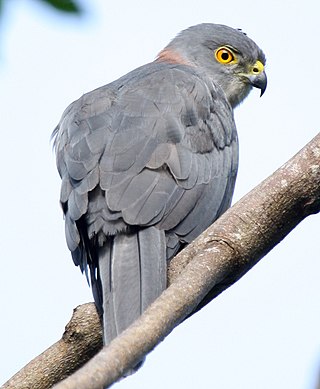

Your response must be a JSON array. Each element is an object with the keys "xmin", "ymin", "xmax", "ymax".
[{"xmin": 37, "ymin": 0, "xmax": 82, "ymax": 14}]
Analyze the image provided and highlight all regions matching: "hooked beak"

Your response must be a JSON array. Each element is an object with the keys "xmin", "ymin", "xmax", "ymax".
[{"xmin": 248, "ymin": 70, "xmax": 267, "ymax": 96}]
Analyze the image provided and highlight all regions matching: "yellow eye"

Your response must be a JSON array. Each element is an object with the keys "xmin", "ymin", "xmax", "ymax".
[{"xmin": 215, "ymin": 47, "xmax": 235, "ymax": 64}]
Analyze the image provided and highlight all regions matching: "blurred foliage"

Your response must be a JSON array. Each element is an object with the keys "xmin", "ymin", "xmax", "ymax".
[
  {"xmin": 37, "ymin": 0, "xmax": 82, "ymax": 13},
  {"xmin": 0, "ymin": 0, "xmax": 82, "ymax": 15}
]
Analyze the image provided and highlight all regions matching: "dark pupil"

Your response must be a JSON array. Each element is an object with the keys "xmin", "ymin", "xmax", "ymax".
[{"xmin": 221, "ymin": 51, "xmax": 230, "ymax": 61}]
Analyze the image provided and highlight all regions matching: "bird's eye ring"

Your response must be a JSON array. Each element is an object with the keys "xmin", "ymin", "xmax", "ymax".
[{"xmin": 215, "ymin": 47, "xmax": 235, "ymax": 64}]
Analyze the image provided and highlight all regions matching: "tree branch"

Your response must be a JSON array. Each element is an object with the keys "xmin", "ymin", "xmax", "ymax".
[
  {"xmin": 3, "ymin": 133, "xmax": 320, "ymax": 389},
  {"xmin": 2, "ymin": 303, "xmax": 103, "ymax": 389}
]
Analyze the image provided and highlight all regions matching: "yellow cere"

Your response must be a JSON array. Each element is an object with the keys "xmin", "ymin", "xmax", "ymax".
[{"xmin": 251, "ymin": 60, "xmax": 264, "ymax": 75}]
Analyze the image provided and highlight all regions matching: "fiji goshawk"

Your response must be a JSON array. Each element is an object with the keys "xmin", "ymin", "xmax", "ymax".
[{"xmin": 53, "ymin": 23, "xmax": 266, "ymax": 370}]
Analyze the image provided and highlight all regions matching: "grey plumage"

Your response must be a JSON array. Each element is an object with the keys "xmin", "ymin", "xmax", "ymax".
[
  {"xmin": 53, "ymin": 23, "xmax": 266, "ymax": 374},
  {"xmin": 99, "ymin": 227, "xmax": 166, "ymax": 342}
]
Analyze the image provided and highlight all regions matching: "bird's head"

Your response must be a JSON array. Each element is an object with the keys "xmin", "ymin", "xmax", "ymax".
[{"xmin": 157, "ymin": 23, "xmax": 267, "ymax": 108}]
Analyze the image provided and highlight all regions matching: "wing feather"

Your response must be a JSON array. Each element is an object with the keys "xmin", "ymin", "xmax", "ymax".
[{"xmin": 54, "ymin": 61, "xmax": 238, "ymax": 268}]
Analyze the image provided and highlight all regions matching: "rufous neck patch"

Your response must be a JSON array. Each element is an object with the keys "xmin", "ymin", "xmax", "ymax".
[{"xmin": 156, "ymin": 48, "xmax": 190, "ymax": 65}]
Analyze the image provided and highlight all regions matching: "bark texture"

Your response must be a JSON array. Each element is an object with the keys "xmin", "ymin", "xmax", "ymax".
[{"xmin": 2, "ymin": 133, "xmax": 320, "ymax": 389}]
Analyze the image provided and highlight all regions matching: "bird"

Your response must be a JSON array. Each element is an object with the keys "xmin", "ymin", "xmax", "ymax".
[{"xmin": 53, "ymin": 23, "xmax": 266, "ymax": 372}]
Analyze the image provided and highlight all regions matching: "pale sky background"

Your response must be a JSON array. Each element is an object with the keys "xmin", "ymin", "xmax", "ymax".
[{"xmin": 1, "ymin": 0, "xmax": 320, "ymax": 388}]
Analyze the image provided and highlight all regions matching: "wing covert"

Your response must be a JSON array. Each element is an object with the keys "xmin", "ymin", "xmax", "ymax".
[{"xmin": 53, "ymin": 63, "xmax": 238, "ymax": 263}]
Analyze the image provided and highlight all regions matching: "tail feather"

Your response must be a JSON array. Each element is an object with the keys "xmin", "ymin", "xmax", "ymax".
[
  {"xmin": 98, "ymin": 242, "xmax": 117, "ymax": 342},
  {"xmin": 98, "ymin": 227, "xmax": 167, "ymax": 349},
  {"xmin": 138, "ymin": 228, "xmax": 166, "ymax": 311}
]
